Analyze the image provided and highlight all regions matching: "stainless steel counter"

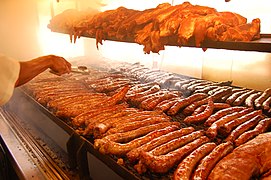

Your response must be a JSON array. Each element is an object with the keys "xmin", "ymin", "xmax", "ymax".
[{"xmin": 0, "ymin": 109, "xmax": 46, "ymax": 180}]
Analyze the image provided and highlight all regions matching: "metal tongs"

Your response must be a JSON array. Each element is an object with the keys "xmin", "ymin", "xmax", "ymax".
[
  {"xmin": 50, "ymin": 65, "xmax": 90, "ymax": 75},
  {"xmin": 71, "ymin": 65, "xmax": 90, "ymax": 75}
]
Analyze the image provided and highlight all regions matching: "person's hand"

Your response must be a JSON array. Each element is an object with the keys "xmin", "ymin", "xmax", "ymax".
[{"xmin": 46, "ymin": 55, "xmax": 72, "ymax": 75}]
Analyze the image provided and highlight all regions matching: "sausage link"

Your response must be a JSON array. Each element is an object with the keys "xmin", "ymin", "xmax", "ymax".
[
  {"xmin": 126, "ymin": 127, "xmax": 195, "ymax": 162},
  {"xmin": 226, "ymin": 89, "xmax": 249, "ymax": 105},
  {"xmin": 83, "ymin": 110, "xmax": 137, "ymax": 136},
  {"xmin": 183, "ymin": 88, "xmax": 231, "ymax": 116},
  {"xmin": 167, "ymin": 93, "xmax": 208, "ymax": 115},
  {"xmin": 47, "ymin": 93, "xmax": 97, "ymax": 108},
  {"xmin": 206, "ymin": 108, "xmax": 254, "ymax": 139},
  {"xmin": 139, "ymin": 136, "xmax": 210, "ymax": 174},
  {"xmin": 183, "ymin": 98, "xmax": 214, "ymax": 124},
  {"xmin": 210, "ymin": 87, "xmax": 232, "ymax": 102},
  {"xmin": 93, "ymin": 111, "xmax": 165, "ymax": 137},
  {"xmin": 220, "ymin": 110, "xmax": 263, "ymax": 135},
  {"xmin": 139, "ymin": 91, "xmax": 167, "ymax": 109},
  {"xmin": 93, "ymin": 114, "xmax": 137, "ymax": 138},
  {"xmin": 207, "ymin": 87, "xmax": 224, "ymax": 96},
  {"xmin": 192, "ymin": 142, "xmax": 234, "ymax": 180},
  {"xmin": 105, "ymin": 84, "xmax": 130, "ymax": 105},
  {"xmin": 140, "ymin": 91, "xmax": 180, "ymax": 110},
  {"xmin": 192, "ymin": 103, "xmax": 231, "ymax": 115},
  {"xmin": 194, "ymin": 85, "xmax": 219, "ymax": 94},
  {"xmin": 187, "ymin": 81, "xmax": 212, "ymax": 92},
  {"xmin": 204, "ymin": 106, "xmax": 246, "ymax": 127},
  {"xmin": 94, "ymin": 122, "xmax": 180, "ymax": 150},
  {"xmin": 110, "ymin": 113, "xmax": 171, "ymax": 130},
  {"xmin": 105, "ymin": 121, "xmax": 180, "ymax": 143},
  {"xmin": 263, "ymin": 96, "xmax": 271, "ymax": 111},
  {"xmin": 126, "ymin": 82, "xmax": 157, "ymax": 96},
  {"xmin": 234, "ymin": 118, "xmax": 271, "ymax": 146},
  {"xmin": 174, "ymin": 80, "xmax": 192, "ymax": 89},
  {"xmin": 72, "ymin": 103, "xmax": 128, "ymax": 127},
  {"xmin": 232, "ymin": 90, "xmax": 257, "ymax": 106},
  {"xmin": 225, "ymin": 115, "xmax": 263, "ymax": 142},
  {"xmin": 84, "ymin": 108, "xmax": 135, "ymax": 126},
  {"xmin": 105, "ymin": 117, "xmax": 169, "ymax": 135},
  {"xmin": 133, "ymin": 91, "xmax": 166, "ymax": 106},
  {"xmin": 255, "ymin": 88, "xmax": 271, "ymax": 109},
  {"xmin": 183, "ymin": 97, "xmax": 211, "ymax": 116},
  {"xmin": 97, "ymin": 125, "xmax": 179, "ymax": 155},
  {"xmin": 94, "ymin": 81, "xmax": 131, "ymax": 93},
  {"xmin": 220, "ymin": 88, "xmax": 244, "ymax": 102},
  {"xmin": 181, "ymin": 80, "xmax": 205, "ymax": 90},
  {"xmin": 150, "ymin": 130, "xmax": 205, "ymax": 156},
  {"xmin": 173, "ymin": 142, "xmax": 216, "ymax": 180},
  {"xmin": 244, "ymin": 92, "xmax": 262, "ymax": 108},
  {"xmin": 154, "ymin": 97, "xmax": 182, "ymax": 112},
  {"xmin": 127, "ymin": 84, "xmax": 160, "ymax": 102}
]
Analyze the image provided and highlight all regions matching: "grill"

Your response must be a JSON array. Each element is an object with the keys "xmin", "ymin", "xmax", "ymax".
[
  {"xmin": 0, "ymin": 87, "xmax": 151, "ymax": 180},
  {"xmin": 1, "ymin": 86, "xmax": 176, "ymax": 180},
  {"xmin": 0, "ymin": 62, "xmax": 270, "ymax": 180}
]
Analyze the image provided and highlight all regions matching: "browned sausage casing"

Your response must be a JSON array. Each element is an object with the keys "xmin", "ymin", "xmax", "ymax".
[
  {"xmin": 93, "ymin": 112, "xmax": 164, "ymax": 137},
  {"xmin": 255, "ymin": 88, "xmax": 271, "ymax": 109},
  {"xmin": 126, "ymin": 82, "xmax": 157, "ymax": 96},
  {"xmin": 192, "ymin": 142, "xmax": 234, "ymax": 180},
  {"xmin": 225, "ymin": 115, "xmax": 263, "ymax": 142},
  {"xmin": 210, "ymin": 87, "xmax": 232, "ymax": 102},
  {"xmin": 183, "ymin": 88, "xmax": 231, "ymax": 116},
  {"xmin": 167, "ymin": 93, "xmax": 208, "ymax": 115},
  {"xmin": 150, "ymin": 130, "xmax": 205, "ymax": 156},
  {"xmin": 221, "ymin": 110, "xmax": 262, "ymax": 135},
  {"xmin": 192, "ymin": 103, "xmax": 231, "ymax": 115},
  {"xmin": 234, "ymin": 118, "xmax": 271, "ymax": 146},
  {"xmin": 105, "ymin": 116, "xmax": 169, "ymax": 135},
  {"xmin": 226, "ymin": 89, "xmax": 249, "ymax": 105},
  {"xmin": 94, "ymin": 122, "xmax": 180, "ymax": 150},
  {"xmin": 155, "ymin": 97, "xmax": 182, "ymax": 112},
  {"xmin": 173, "ymin": 142, "xmax": 216, "ymax": 180},
  {"xmin": 140, "ymin": 136, "xmax": 210, "ymax": 174},
  {"xmin": 194, "ymin": 85, "xmax": 219, "ymax": 94},
  {"xmin": 126, "ymin": 127, "xmax": 195, "ymax": 162},
  {"xmin": 83, "ymin": 110, "xmax": 138, "ymax": 136},
  {"xmin": 72, "ymin": 103, "xmax": 128, "ymax": 127},
  {"xmin": 140, "ymin": 91, "xmax": 180, "ymax": 110},
  {"xmin": 97, "ymin": 125, "xmax": 179, "ymax": 155},
  {"xmin": 206, "ymin": 108, "xmax": 253, "ymax": 139},
  {"xmin": 204, "ymin": 106, "xmax": 246, "ymax": 127},
  {"xmin": 263, "ymin": 96, "xmax": 271, "ymax": 111},
  {"xmin": 128, "ymin": 84, "xmax": 160, "ymax": 102},
  {"xmin": 244, "ymin": 92, "xmax": 262, "ymax": 108},
  {"xmin": 232, "ymin": 90, "xmax": 257, "ymax": 106},
  {"xmin": 183, "ymin": 98, "xmax": 214, "ymax": 124},
  {"xmin": 182, "ymin": 97, "xmax": 211, "ymax": 116}
]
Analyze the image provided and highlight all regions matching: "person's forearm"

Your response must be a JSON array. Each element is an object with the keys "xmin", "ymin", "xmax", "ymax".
[{"xmin": 15, "ymin": 57, "xmax": 51, "ymax": 87}]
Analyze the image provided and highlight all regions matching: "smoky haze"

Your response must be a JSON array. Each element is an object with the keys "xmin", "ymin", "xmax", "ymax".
[
  {"xmin": 0, "ymin": 0, "xmax": 105, "ymax": 61},
  {"xmin": 0, "ymin": 0, "xmax": 41, "ymax": 60}
]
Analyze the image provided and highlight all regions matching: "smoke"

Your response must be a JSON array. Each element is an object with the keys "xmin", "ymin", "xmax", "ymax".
[{"xmin": 0, "ymin": 0, "xmax": 41, "ymax": 60}]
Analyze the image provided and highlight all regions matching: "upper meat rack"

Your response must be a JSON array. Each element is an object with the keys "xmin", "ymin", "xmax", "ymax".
[{"xmin": 48, "ymin": 2, "xmax": 271, "ymax": 53}]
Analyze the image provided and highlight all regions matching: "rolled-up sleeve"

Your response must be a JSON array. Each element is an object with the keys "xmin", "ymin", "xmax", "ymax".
[{"xmin": 0, "ymin": 54, "xmax": 20, "ymax": 105}]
